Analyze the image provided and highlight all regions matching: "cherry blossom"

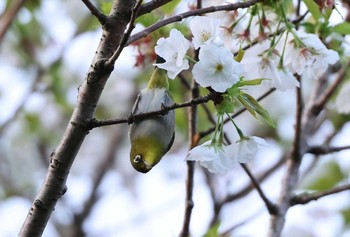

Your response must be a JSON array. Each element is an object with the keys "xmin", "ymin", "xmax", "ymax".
[
  {"xmin": 186, "ymin": 140, "xmax": 237, "ymax": 174},
  {"xmin": 235, "ymin": 136, "xmax": 268, "ymax": 163},
  {"xmin": 242, "ymin": 54, "xmax": 299, "ymax": 91},
  {"xmin": 186, "ymin": 136, "xmax": 267, "ymax": 174},
  {"xmin": 284, "ymin": 30, "xmax": 339, "ymax": 79},
  {"xmin": 190, "ymin": 16, "xmax": 223, "ymax": 49},
  {"xmin": 192, "ymin": 44, "xmax": 243, "ymax": 92},
  {"xmin": 154, "ymin": 29, "xmax": 190, "ymax": 79}
]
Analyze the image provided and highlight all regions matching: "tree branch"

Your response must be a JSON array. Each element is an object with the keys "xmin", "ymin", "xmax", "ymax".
[
  {"xmin": 180, "ymin": 25, "xmax": 202, "ymax": 235},
  {"xmin": 307, "ymin": 145, "xmax": 350, "ymax": 155},
  {"xmin": 71, "ymin": 128, "xmax": 124, "ymax": 236},
  {"xmin": 179, "ymin": 86, "xmax": 199, "ymax": 236},
  {"xmin": 18, "ymin": 1, "xmax": 137, "ymax": 236},
  {"xmin": 0, "ymin": 0, "xmax": 27, "ymax": 46},
  {"xmin": 222, "ymin": 132, "xmax": 278, "ymax": 217},
  {"xmin": 268, "ymin": 59, "xmax": 346, "ymax": 236},
  {"xmin": 268, "ymin": 79, "xmax": 304, "ymax": 237},
  {"xmin": 0, "ymin": 70, "xmax": 42, "ymax": 135},
  {"xmin": 210, "ymin": 156, "xmax": 285, "ymax": 226},
  {"xmin": 290, "ymin": 184, "xmax": 350, "ymax": 205},
  {"xmin": 313, "ymin": 59, "xmax": 350, "ymax": 114},
  {"xmin": 199, "ymin": 88, "xmax": 275, "ymax": 138},
  {"xmin": 137, "ymin": 0, "xmax": 173, "ymax": 16},
  {"xmin": 240, "ymin": 164, "xmax": 278, "ymax": 215},
  {"xmin": 127, "ymin": 0, "xmax": 261, "ymax": 45},
  {"xmin": 106, "ymin": 0, "xmax": 143, "ymax": 67},
  {"xmin": 88, "ymin": 93, "xmax": 213, "ymax": 129},
  {"xmin": 81, "ymin": 0, "xmax": 107, "ymax": 24}
]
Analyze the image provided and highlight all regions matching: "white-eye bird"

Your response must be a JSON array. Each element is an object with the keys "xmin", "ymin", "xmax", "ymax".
[{"xmin": 129, "ymin": 66, "xmax": 175, "ymax": 173}]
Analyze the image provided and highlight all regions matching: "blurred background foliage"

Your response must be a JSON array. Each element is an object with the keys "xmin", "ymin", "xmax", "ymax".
[{"xmin": 1, "ymin": 0, "xmax": 350, "ymax": 236}]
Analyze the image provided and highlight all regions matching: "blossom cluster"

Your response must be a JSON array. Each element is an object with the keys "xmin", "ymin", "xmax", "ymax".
[
  {"xmin": 155, "ymin": 16, "xmax": 339, "ymax": 92},
  {"xmin": 152, "ymin": 15, "xmax": 339, "ymax": 174},
  {"xmin": 186, "ymin": 137, "xmax": 267, "ymax": 174}
]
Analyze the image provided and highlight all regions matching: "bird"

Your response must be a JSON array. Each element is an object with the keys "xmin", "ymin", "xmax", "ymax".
[{"xmin": 129, "ymin": 65, "xmax": 175, "ymax": 173}]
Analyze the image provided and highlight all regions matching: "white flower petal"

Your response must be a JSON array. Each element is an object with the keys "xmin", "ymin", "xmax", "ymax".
[
  {"xmin": 242, "ymin": 54, "xmax": 299, "ymax": 91},
  {"xmin": 236, "ymin": 136, "xmax": 267, "ymax": 163},
  {"xmin": 190, "ymin": 16, "xmax": 222, "ymax": 49},
  {"xmin": 154, "ymin": 29, "xmax": 190, "ymax": 79},
  {"xmin": 270, "ymin": 68, "xmax": 299, "ymax": 91},
  {"xmin": 193, "ymin": 44, "xmax": 243, "ymax": 92},
  {"xmin": 186, "ymin": 141, "xmax": 215, "ymax": 162},
  {"xmin": 284, "ymin": 30, "xmax": 339, "ymax": 79},
  {"xmin": 186, "ymin": 140, "xmax": 236, "ymax": 174}
]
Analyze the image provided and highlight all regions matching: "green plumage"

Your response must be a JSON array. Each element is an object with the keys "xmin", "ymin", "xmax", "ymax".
[{"xmin": 129, "ymin": 67, "xmax": 175, "ymax": 173}]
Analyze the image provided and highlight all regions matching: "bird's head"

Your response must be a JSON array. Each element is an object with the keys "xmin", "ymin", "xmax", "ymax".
[{"xmin": 130, "ymin": 137, "xmax": 164, "ymax": 173}]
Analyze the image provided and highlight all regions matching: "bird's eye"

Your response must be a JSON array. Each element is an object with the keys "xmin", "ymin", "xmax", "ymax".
[{"xmin": 133, "ymin": 155, "xmax": 142, "ymax": 163}]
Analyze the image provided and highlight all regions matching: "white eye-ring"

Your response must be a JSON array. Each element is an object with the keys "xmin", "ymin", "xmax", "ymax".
[{"xmin": 133, "ymin": 155, "xmax": 142, "ymax": 163}]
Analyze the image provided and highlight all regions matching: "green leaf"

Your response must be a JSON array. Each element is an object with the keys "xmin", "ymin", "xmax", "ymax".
[
  {"xmin": 100, "ymin": 1, "xmax": 113, "ymax": 14},
  {"xmin": 302, "ymin": 22, "xmax": 316, "ymax": 33},
  {"xmin": 227, "ymin": 85, "xmax": 240, "ymax": 96},
  {"xmin": 333, "ymin": 22, "xmax": 350, "ymax": 35},
  {"xmin": 330, "ymin": 113, "xmax": 350, "ymax": 130},
  {"xmin": 341, "ymin": 207, "xmax": 350, "ymax": 227},
  {"xmin": 203, "ymin": 222, "xmax": 220, "ymax": 237},
  {"xmin": 319, "ymin": 21, "xmax": 332, "ymax": 37},
  {"xmin": 303, "ymin": 0, "xmax": 322, "ymax": 21},
  {"xmin": 238, "ymin": 78, "xmax": 266, "ymax": 87},
  {"xmin": 136, "ymin": 12, "xmax": 161, "ymax": 27},
  {"xmin": 237, "ymin": 94, "xmax": 256, "ymax": 116},
  {"xmin": 24, "ymin": 113, "xmax": 40, "ymax": 133},
  {"xmin": 25, "ymin": 0, "xmax": 41, "ymax": 11},
  {"xmin": 234, "ymin": 47, "xmax": 244, "ymax": 62},
  {"xmin": 323, "ymin": 7, "xmax": 333, "ymax": 21},
  {"xmin": 300, "ymin": 161, "xmax": 344, "ymax": 191},
  {"xmin": 161, "ymin": 0, "xmax": 181, "ymax": 14},
  {"xmin": 236, "ymin": 92, "xmax": 275, "ymax": 127},
  {"xmin": 216, "ymin": 94, "xmax": 234, "ymax": 115}
]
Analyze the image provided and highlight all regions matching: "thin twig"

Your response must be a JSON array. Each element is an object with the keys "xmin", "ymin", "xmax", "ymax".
[
  {"xmin": 290, "ymin": 184, "xmax": 350, "ymax": 205},
  {"xmin": 240, "ymin": 164, "xmax": 278, "ymax": 215},
  {"xmin": 137, "ymin": 0, "xmax": 173, "ymax": 17},
  {"xmin": 177, "ymin": 73, "xmax": 191, "ymax": 90},
  {"xmin": 225, "ymin": 157, "xmax": 285, "ymax": 203},
  {"xmin": 130, "ymin": 0, "xmax": 307, "ymax": 47},
  {"xmin": 292, "ymin": 75, "xmax": 303, "ymax": 162},
  {"xmin": 81, "ymin": 0, "xmax": 107, "ymax": 24},
  {"xmin": 178, "ymin": 73, "xmax": 217, "ymax": 125},
  {"xmin": 220, "ymin": 208, "xmax": 265, "ymax": 237},
  {"xmin": 18, "ymin": 1, "xmax": 136, "ymax": 236},
  {"xmin": 180, "ymin": 25, "xmax": 202, "ymax": 235},
  {"xmin": 299, "ymin": 124, "xmax": 345, "ymax": 182},
  {"xmin": 210, "ymin": 156, "xmax": 285, "ymax": 226},
  {"xmin": 0, "ymin": 0, "xmax": 27, "ymax": 46},
  {"xmin": 71, "ymin": 128, "xmax": 124, "ymax": 236},
  {"xmin": 88, "ymin": 93, "xmax": 213, "ymax": 129},
  {"xmin": 240, "ymin": 11, "xmax": 308, "ymax": 52},
  {"xmin": 268, "ymin": 82, "xmax": 304, "ymax": 237},
  {"xmin": 179, "ymin": 84, "xmax": 199, "ymax": 237},
  {"xmin": 313, "ymin": 59, "xmax": 350, "ymax": 114},
  {"xmin": 307, "ymin": 145, "xmax": 350, "ymax": 155},
  {"xmin": 127, "ymin": 0, "xmax": 261, "ymax": 45},
  {"xmin": 106, "ymin": 0, "xmax": 143, "ymax": 67},
  {"xmin": 199, "ymin": 88, "xmax": 275, "ymax": 138},
  {"xmin": 0, "ymin": 70, "xmax": 42, "ymax": 135},
  {"xmin": 223, "ymin": 134, "xmax": 277, "ymax": 216}
]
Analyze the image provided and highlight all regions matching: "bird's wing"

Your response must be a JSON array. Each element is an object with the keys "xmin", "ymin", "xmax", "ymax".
[
  {"xmin": 131, "ymin": 93, "xmax": 142, "ymax": 115},
  {"xmin": 165, "ymin": 132, "xmax": 175, "ymax": 153}
]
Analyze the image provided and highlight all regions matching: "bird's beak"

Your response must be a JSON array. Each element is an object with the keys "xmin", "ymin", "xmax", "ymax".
[{"xmin": 142, "ymin": 160, "xmax": 153, "ymax": 171}]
